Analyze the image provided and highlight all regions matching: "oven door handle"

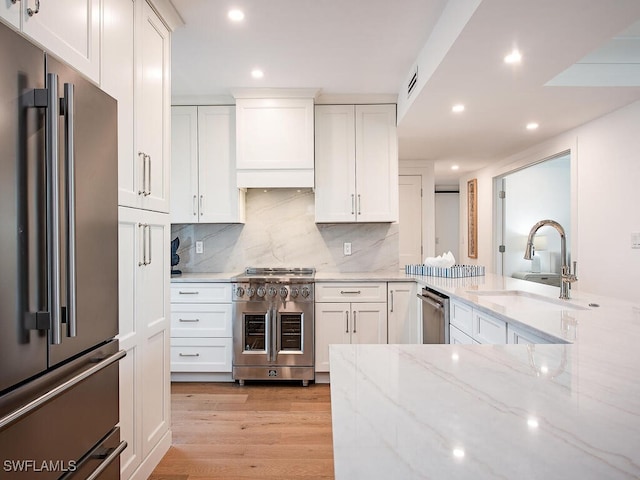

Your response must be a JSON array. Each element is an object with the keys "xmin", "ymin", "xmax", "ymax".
[{"xmin": 270, "ymin": 307, "xmax": 278, "ymax": 363}]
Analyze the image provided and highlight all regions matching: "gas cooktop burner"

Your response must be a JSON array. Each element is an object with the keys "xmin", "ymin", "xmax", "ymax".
[{"xmin": 232, "ymin": 267, "xmax": 316, "ymax": 283}]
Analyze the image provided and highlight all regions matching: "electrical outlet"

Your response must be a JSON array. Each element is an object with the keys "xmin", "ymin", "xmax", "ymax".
[
  {"xmin": 196, "ymin": 241, "xmax": 204, "ymax": 254},
  {"xmin": 343, "ymin": 242, "xmax": 352, "ymax": 256},
  {"xmin": 632, "ymin": 233, "xmax": 640, "ymax": 249}
]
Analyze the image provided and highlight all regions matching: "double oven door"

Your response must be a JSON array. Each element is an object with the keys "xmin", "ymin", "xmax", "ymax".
[{"xmin": 233, "ymin": 298, "xmax": 314, "ymax": 368}]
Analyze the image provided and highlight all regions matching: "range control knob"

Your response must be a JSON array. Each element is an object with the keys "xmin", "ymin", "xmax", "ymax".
[
  {"xmin": 235, "ymin": 286, "xmax": 245, "ymax": 298},
  {"xmin": 301, "ymin": 286, "xmax": 311, "ymax": 298},
  {"xmin": 279, "ymin": 286, "xmax": 289, "ymax": 298},
  {"xmin": 247, "ymin": 286, "xmax": 256, "ymax": 298},
  {"xmin": 257, "ymin": 286, "xmax": 266, "ymax": 298},
  {"xmin": 290, "ymin": 287, "xmax": 299, "ymax": 298},
  {"xmin": 267, "ymin": 286, "xmax": 277, "ymax": 298}
]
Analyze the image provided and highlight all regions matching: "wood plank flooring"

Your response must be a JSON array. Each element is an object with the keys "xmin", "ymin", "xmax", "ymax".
[{"xmin": 148, "ymin": 382, "xmax": 335, "ymax": 480}]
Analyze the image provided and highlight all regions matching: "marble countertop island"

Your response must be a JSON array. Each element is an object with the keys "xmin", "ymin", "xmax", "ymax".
[{"xmin": 330, "ymin": 274, "xmax": 640, "ymax": 479}]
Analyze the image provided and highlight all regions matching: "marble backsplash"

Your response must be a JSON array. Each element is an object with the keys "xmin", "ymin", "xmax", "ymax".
[{"xmin": 171, "ymin": 189, "xmax": 399, "ymax": 274}]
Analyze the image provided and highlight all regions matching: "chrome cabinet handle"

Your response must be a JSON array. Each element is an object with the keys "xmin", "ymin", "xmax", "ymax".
[
  {"xmin": 351, "ymin": 194, "xmax": 355, "ymax": 215},
  {"xmin": 200, "ymin": 195, "xmax": 203, "ymax": 216},
  {"xmin": 178, "ymin": 291, "xmax": 199, "ymax": 295},
  {"xmin": 345, "ymin": 311, "xmax": 349, "ymax": 333},
  {"xmin": 353, "ymin": 311, "xmax": 357, "ymax": 333},
  {"xmin": 63, "ymin": 82, "xmax": 77, "ymax": 338},
  {"xmin": 357, "ymin": 194, "xmax": 361, "ymax": 215},
  {"xmin": 137, "ymin": 152, "xmax": 146, "ymax": 195},
  {"xmin": 146, "ymin": 224, "xmax": 152, "ymax": 265},
  {"xmin": 390, "ymin": 290, "xmax": 394, "ymax": 313},
  {"xmin": 340, "ymin": 290, "xmax": 361, "ymax": 295},
  {"xmin": 193, "ymin": 195, "xmax": 197, "ymax": 216},
  {"xmin": 178, "ymin": 318, "xmax": 200, "ymax": 323},
  {"xmin": 179, "ymin": 353, "xmax": 200, "ymax": 357},
  {"xmin": 137, "ymin": 223, "xmax": 149, "ymax": 266},
  {"xmin": 27, "ymin": 0, "xmax": 39, "ymax": 16},
  {"xmin": 45, "ymin": 73, "xmax": 62, "ymax": 345}
]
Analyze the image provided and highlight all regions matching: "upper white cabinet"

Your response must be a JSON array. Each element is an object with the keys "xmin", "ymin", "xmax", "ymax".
[
  {"xmin": 136, "ymin": 0, "xmax": 170, "ymax": 213},
  {"xmin": 0, "ymin": 0, "xmax": 21, "ymax": 29},
  {"xmin": 235, "ymin": 96, "xmax": 315, "ymax": 188},
  {"xmin": 8, "ymin": 0, "xmax": 101, "ymax": 81},
  {"xmin": 315, "ymin": 104, "xmax": 398, "ymax": 223},
  {"xmin": 171, "ymin": 105, "xmax": 245, "ymax": 223}
]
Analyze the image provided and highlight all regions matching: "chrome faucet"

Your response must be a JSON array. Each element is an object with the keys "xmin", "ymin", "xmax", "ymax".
[{"xmin": 524, "ymin": 219, "xmax": 577, "ymax": 299}]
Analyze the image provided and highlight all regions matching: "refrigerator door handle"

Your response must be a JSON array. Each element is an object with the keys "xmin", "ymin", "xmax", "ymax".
[
  {"xmin": 63, "ymin": 82, "xmax": 77, "ymax": 338},
  {"xmin": 46, "ymin": 72, "xmax": 62, "ymax": 345}
]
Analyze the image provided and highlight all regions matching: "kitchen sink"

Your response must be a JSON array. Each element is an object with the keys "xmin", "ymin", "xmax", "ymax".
[{"xmin": 466, "ymin": 290, "xmax": 590, "ymax": 311}]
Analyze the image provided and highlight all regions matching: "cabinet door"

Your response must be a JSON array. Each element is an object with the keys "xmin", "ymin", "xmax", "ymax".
[
  {"xmin": 351, "ymin": 303, "xmax": 388, "ymax": 345},
  {"xmin": 198, "ymin": 106, "xmax": 244, "ymax": 223},
  {"xmin": 22, "ymin": 0, "xmax": 100, "ymax": 81},
  {"xmin": 117, "ymin": 207, "xmax": 142, "ymax": 479},
  {"xmin": 315, "ymin": 303, "xmax": 350, "ymax": 373},
  {"xmin": 450, "ymin": 325, "xmax": 475, "ymax": 345},
  {"xmin": 0, "ymin": 0, "xmax": 20, "ymax": 28},
  {"xmin": 354, "ymin": 105, "xmax": 398, "ymax": 222},
  {"xmin": 388, "ymin": 282, "xmax": 417, "ymax": 344},
  {"xmin": 102, "ymin": 0, "xmax": 136, "ymax": 209},
  {"xmin": 137, "ymin": 210, "xmax": 170, "ymax": 457},
  {"xmin": 473, "ymin": 311, "xmax": 507, "ymax": 344},
  {"xmin": 507, "ymin": 324, "xmax": 550, "ymax": 345},
  {"xmin": 171, "ymin": 106, "xmax": 199, "ymax": 223},
  {"xmin": 137, "ymin": 0, "xmax": 170, "ymax": 213},
  {"xmin": 314, "ymin": 105, "xmax": 356, "ymax": 222}
]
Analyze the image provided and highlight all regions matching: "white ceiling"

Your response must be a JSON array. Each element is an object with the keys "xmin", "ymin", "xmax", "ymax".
[{"xmin": 170, "ymin": 0, "xmax": 640, "ymax": 186}]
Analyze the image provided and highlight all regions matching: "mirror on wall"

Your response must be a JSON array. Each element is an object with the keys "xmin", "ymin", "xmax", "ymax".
[{"xmin": 496, "ymin": 153, "xmax": 571, "ymax": 286}]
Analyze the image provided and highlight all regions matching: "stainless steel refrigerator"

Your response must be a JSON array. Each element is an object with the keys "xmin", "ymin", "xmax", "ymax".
[{"xmin": 0, "ymin": 21, "xmax": 125, "ymax": 479}]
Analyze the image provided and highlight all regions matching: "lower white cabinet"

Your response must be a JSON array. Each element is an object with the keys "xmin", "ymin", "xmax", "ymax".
[
  {"xmin": 118, "ymin": 206, "xmax": 171, "ymax": 480},
  {"xmin": 473, "ymin": 310, "xmax": 507, "ymax": 344},
  {"xmin": 450, "ymin": 325, "xmax": 477, "ymax": 344},
  {"xmin": 170, "ymin": 282, "xmax": 233, "ymax": 376},
  {"xmin": 388, "ymin": 282, "xmax": 418, "ymax": 344},
  {"xmin": 507, "ymin": 324, "xmax": 551, "ymax": 345},
  {"xmin": 315, "ymin": 282, "xmax": 387, "ymax": 372}
]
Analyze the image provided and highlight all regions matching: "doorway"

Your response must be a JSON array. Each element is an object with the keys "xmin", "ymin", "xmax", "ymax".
[
  {"xmin": 434, "ymin": 191, "xmax": 460, "ymax": 261},
  {"xmin": 398, "ymin": 175, "xmax": 423, "ymax": 265},
  {"xmin": 496, "ymin": 152, "xmax": 571, "ymax": 280}
]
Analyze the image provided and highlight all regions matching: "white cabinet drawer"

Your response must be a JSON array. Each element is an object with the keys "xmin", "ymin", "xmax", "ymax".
[
  {"xmin": 171, "ymin": 303, "xmax": 233, "ymax": 337},
  {"xmin": 450, "ymin": 300, "xmax": 473, "ymax": 337},
  {"xmin": 507, "ymin": 324, "xmax": 551, "ymax": 345},
  {"xmin": 170, "ymin": 338, "xmax": 232, "ymax": 372},
  {"xmin": 473, "ymin": 311, "xmax": 507, "ymax": 344},
  {"xmin": 316, "ymin": 282, "xmax": 387, "ymax": 303},
  {"xmin": 170, "ymin": 283, "xmax": 232, "ymax": 303},
  {"xmin": 449, "ymin": 325, "xmax": 477, "ymax": 345}
]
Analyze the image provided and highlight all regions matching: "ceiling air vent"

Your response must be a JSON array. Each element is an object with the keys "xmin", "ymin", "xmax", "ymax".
[{"xmin": 407, "ymin": 66, "xmax": 418, "ymax": 98}]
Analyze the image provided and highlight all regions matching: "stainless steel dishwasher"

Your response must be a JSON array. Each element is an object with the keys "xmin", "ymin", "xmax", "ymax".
[{"xmin": 417, "ymin": 287, "xmax": 450, "ymax": 344}]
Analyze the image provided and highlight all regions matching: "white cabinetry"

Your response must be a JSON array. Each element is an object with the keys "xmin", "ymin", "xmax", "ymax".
[
  {"xmin": 388, "ymin": 282, "xmax": 418, "ymax": 344},
  {"xmin": 449, "ymin": 299, "xmax": 507, "ymax": 345},
  {"xmin": 3, "ymin": 0, "xmax": 101, "ymax": 80},
  {"xmin": 315, "ymin": 104, "xmax": 398, "ymax": 222},
  {"xmin": 0, "ymin": 0, "xmax": 20, "ymax": 28},
  {"xmin": 315, "ymin": 283, "xmax": 387, "ymax": 372},
  {"xmin": 235, "ymin": 97, "xmax": 314, "ymax": 187},
  {"xmin": 135, "ymin": 0, "xmax": 170, "ymax": 213},
  {"xmin": 171, "ymin": 105, "xmax": 245, "ymax": 223},
  {"xmin": 507, "ymin": 324, "xmax": 551, "ymax": 345},
  {"xmin": 450, "ymin": 325, "xmax": 476, "ymax": 344},
  {"xmin": 170, "ymin": 282, "xmax": 233, "ymax": 379},
  {"xmin": 118, "ymin": 206, "xmax": 170, "ymax": 480}
]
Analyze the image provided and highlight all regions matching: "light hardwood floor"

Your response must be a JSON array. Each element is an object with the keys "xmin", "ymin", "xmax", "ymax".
[{"xmin": 148, "ymin": 382, "xmax": 335, "ymax": 480}]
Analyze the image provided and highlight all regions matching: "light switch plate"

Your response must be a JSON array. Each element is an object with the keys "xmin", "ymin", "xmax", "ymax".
[
  {"xmin": 196, "ymin": 241, "xmax": 204, "ymax": 254},
  {"xmin": 343, "ymin": 242, "xmax": 352, "ymax": 256}
]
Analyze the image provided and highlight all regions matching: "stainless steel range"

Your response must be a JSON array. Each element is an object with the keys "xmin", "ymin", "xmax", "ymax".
[{"xmin": 232, "ymin": 268, "xmax": 315, "ymax": 386}]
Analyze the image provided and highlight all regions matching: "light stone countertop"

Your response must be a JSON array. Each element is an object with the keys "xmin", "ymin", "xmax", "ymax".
[
  {"xmin": 329, "ymin": 273, "xmax": 640, "ymax": 479},
  {"xmin": 170, "ymin": 272, "xmax": 240, "ymax": 282}
]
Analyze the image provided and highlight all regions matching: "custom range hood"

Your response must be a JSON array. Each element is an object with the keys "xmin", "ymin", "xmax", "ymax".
[{"xmin": 232, "ymin": 89, "xmax": 318, "ymax": 188}]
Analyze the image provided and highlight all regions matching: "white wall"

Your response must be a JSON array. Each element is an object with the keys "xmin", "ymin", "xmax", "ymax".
[
  {"xmin": 459, "ymin": 99, "xmax": 640, "ymax": 302},
  {"xmin": 434, "ymin": 192, "xmax": 460, "ymax": 260}
]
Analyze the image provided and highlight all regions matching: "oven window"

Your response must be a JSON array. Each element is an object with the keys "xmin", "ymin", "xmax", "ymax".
[
  {"xmin": 244, "ymin": 314, "xmax": 267, "ymax": 351},
  {"xmin": 280, "ymin": 314, "xmax": 303, "ymax": 351}
]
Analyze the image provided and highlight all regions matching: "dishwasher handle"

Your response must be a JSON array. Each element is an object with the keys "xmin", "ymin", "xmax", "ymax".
[{"xmin": 417, "ymin": 292, "xmax": 444, "ymax": 310}]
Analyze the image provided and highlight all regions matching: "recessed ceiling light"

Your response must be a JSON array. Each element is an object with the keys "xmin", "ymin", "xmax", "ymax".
[
  {"xmin": 251, "ymin": 69, "xmax": 264, "ymax": 79},
  {"xmin": 451, "ymin": 165, "xmax": 460, "ymax": 171},
  {"xmin": 228, "ymin": 9, "xmax": 245, "ymax": 22},
  {"xmin": 504, "ymin": 49, "xmax": 522, "ymax": 64},
  {"xmin": 526, "ymin": 122, "xmax": 539, "ymax": 131},
  {"xmin": 452, "ymin": 104, "xmax": 465, "ymax": 113}
]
